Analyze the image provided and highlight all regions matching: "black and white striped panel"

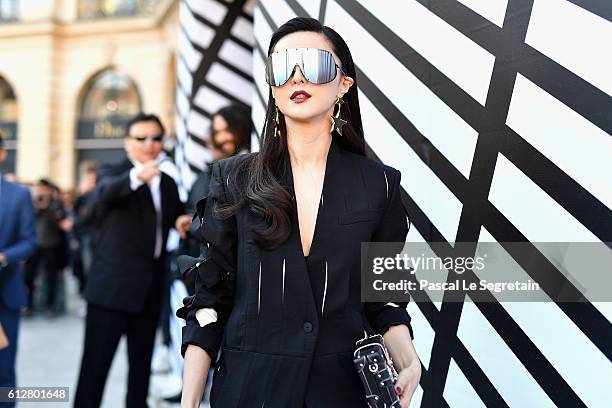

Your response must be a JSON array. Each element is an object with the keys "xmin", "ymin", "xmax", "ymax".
[
  {"xmin": 175, "ymin": 0, "xmax": 256, "ymax": 189},
  {"xmin": 252, "ymin": 1, "xmax": 612, "ymax": 407}
]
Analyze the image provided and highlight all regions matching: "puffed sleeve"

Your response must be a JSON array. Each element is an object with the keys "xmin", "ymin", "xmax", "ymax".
[
  {"xmin": 363, "ymin": 167, "xmax": 415, "ymax": 339},
  {"xmin": 175, "ymin": 160, "xmax": 237, "ymax": 360}
]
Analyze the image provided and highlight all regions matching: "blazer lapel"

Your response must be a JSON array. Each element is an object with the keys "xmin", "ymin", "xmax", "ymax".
[
  {"xmin": 124, "ymin": 157, "xmax": 157, "ymax": 253},
  {"xmin": 159, "ymin": 173, "xmax": 173, "ymax": 234}
]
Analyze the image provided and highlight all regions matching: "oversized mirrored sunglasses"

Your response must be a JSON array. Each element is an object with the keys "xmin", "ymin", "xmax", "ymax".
[
  {"xmin": 265, "ymin": 48, "xmax": 346, "ymax": 87},
  {"xmin": 128, "ymin": 135, "xmax": 164, "ymax": 143}
]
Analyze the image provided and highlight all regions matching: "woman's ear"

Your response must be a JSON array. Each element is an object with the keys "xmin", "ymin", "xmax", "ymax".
[{"xmin": 338, "ymin": 75, "xmax": 354, "ymax": 98}]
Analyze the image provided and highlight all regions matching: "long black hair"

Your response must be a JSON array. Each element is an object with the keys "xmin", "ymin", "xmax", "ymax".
[
  {"xmin": 222, "ymin": 17, "xmax": 365, "ymax": 249},
  {"xmin": 210, "ymin": 104, "xmax": 252, "ymax": 153}
]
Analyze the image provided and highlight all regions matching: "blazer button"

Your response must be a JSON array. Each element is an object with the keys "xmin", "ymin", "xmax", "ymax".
[{"xmin": 303, "ymin": 321, "xmax": 313, "ymax": 333}]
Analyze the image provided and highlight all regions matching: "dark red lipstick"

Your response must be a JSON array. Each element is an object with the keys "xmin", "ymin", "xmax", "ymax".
[{"xmin": 290, "ymin": 90, "xmax": 311, "ymax": 103}]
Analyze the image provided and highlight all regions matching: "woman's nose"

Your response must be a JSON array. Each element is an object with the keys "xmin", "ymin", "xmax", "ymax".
[{"xmin": 290, "ymin": 64, "xmax": 306, "ymax": 83}]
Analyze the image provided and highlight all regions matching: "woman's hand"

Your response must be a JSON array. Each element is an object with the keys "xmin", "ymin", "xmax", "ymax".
[
  {"xmin": 394, "ymin": 359, "xmax": 421, "ymax": 407},
  {"xmin": 383, "ymin": 324, "xmax": 421, "ymax": 407}
]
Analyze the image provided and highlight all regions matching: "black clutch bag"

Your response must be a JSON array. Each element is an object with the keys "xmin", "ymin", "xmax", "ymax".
[{"xmin": 353, "ymin": 333, "xmax": 402, "ymax": 408}]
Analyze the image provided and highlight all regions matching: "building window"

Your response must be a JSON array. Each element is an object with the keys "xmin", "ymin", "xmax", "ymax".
[
  {"xmin": 76, "ymin": 68, "xmax": 141, "ymax": 174},
  {"xmin": 80, "ymin": 68, "xmax": 141, "ymax": 120},
  {"xmin": 77, "ymin": 68, "xmax": 141, "ymax": 143},
  {"xmin": 0, "ymin": 0, "xmax": 19, "ymax": 22},
  {"xmin": 78, "ymin": 0, "xmax": 158, "ymax": 19},
  {"xmin": 0, "ymin": 76, "xmax": 17, "ymax": 122},
  {"xmin": 0, "ymin": 76, "xmax": 17, "ymax": 174}
]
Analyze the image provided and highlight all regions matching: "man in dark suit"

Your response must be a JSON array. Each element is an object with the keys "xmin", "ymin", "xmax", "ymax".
[
  {"xmin": 74, "ymin": 114, "xmax": 184, "ymax": 408},
  {"xmin": 0, "ymin": 137, "xmax": 37, "ymax": 407}
]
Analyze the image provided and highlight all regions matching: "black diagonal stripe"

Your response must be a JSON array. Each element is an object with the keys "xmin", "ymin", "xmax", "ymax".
[
  {"xmin": 419, "ymin": 366, "xmax": 452, "ymax": 408},
  {"xmin": 336, "ymin": 0, "xmax": 486, "ymax": 131},
  {"xmin": 499, "ymin": 133, "xmax": 612, "ymax": 243},
  {"xmin": 176, "ymin": 53, "xmax": 195, "ymax": 95},
  {"xmin": 356, "ymin": 66, "xmax": 468, "ymax": 202},
  {"xmin": 254, "ymin": 37, "xmax": 267, "ymax": 61},
  {"xmin": 208, "ymin": 0, "xmax": 254, "ymax": 21},
  {"xmin": 214, "ymin": 57, "xmax": 254, "ymax": 83},
  {"xmin": 252, "ymin": 77, "xmax": 268, "ymax": 110},
  {"xmin": 420, "ymin": 0, "xmax": 520, "ymax": 405},
  {"xmin": 187, "ymin": 131, "xmax": 208, "ymax": 149},
  {"xmin": 519, "ymin": 52, "xmax": 612, "ymax": 136},
  {"xmin": 285, "ymin": 0, "xmax": 309, "ymax": 18},
  {"xmin": 482, "ymin": 205, "xmax": 612, "ymax": 360},
  {"xmin": 189, "ymin": 0, "xmax": 249, "ymax": 99},
  {"xmin": 190, "ymin": 101, "xmax": 214, "ymax": 123},
  {"xmin": 359, "ymin": 156, "xmax": 581, "ymax": 407},
  {"xmin": 473, "ymin": 301, "xmax": 587, "ymax": 406},
  {"xmin": 425, "ymin": 257, "xmax": 587, "ymax": 407},
  {"xmin": 257, "ymin": 1, "xmax": 278, "ymax": 32},
  {"xmin": 438, "ymin": 0, "xmax": 596, "ymax": 403},
  {"xmin": 188, "ymin": 161, "xmax": 204, "ymax": 174},
  {"xmin": 178, "ymin": 23, "xmax": 202, "ymax": 57},
  {"xmin": 183, "ymin": 0, "xmax": 220, "ymax": 31},
  {"xmin": 319, "ymin": 0, "xmax": 328, "ymax": 22},
  {"xmin": 421, "ymin": 0, "xmax": 612, "ymax": 134},
  {"xmin": 451, "ymin": 339, "xmax": 509, "ymax": 408},
  {"xmin": 567, "ymin": 0, "xmax": 612, "ymax": 22},
  {"xmin": 185, "ymin": 34, "xmax": 254, "ymax": 82},
  {"xmin": 228, "ymin": 33, "xmax": 254, "ymax": 53},
  {"xmin": 365, "ymin": 144, "xmax": 448, "ymax": 244},
  {"xmin": 202, "ymin": 80, "xmax": 252, "ymax": 110}
]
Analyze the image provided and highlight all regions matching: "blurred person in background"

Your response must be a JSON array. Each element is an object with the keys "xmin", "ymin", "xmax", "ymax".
[
  {"xmin": 1, "ymin": 173, "xmax": 17, "ymax": 183},
  {"xmin": 23, "ymin": 178, "xmax": 70, "ymax": 316},
  {"xmin": 0, "ymin": 136, "xmax": 36, "ymax": 405},
  {"xmin": 71, "ymin": 162, "xmax": 98, "ymax": 297},
  {"xmin": 175, "ymin": 104, "xmax": 252, "ymax": 252},
  {"xmin": 74, "ymin": 113, "xmax": 184, "ymax": 408}
]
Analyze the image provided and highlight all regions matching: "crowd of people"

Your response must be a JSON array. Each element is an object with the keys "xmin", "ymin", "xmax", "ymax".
[
  {"xmin": 22, "ymin": 168, "xmax": 97, "ymax": 317},
  {"xmin": 0, "ymin": 103, "xmax": 252, "ymax": 407}
]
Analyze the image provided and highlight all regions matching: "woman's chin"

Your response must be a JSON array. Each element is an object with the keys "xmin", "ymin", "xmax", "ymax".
[{"xmin": 284, "ymin": 108, "xmax": 326, "ymax": 124}]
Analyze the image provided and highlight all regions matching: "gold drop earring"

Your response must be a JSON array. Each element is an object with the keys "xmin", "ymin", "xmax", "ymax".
[
  {"xmin": 330, "ymin": 95, "xmax": 348, "ymax": 136},
  {"xmin": 274, "ymin": 104, "xmax": 282, "ymax": 138}
]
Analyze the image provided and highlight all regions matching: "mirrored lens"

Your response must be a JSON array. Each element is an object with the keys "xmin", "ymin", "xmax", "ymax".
[
  {"xmin": 302, "ymin": 49, "xmax": 337, "ymax": 84},
  {"xmin": 266, "ymin": 52, "xmax": 287, "ymax": 86}
]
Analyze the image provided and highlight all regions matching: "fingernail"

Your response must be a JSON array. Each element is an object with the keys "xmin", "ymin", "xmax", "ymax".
[{"xmin": 395, "ymin": 385, "xmax": 402, "ymax": 395}]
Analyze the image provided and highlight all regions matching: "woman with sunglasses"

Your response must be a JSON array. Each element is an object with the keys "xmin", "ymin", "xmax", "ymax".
[{"xmin": 178, "ymin": 17, "xmax": 420, "ymax": 408}]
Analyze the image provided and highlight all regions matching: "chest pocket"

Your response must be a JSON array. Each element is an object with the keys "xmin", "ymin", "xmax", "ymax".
[{"xmin": 338, "ymin": 207, "xmax": 384, "ymax": 225}]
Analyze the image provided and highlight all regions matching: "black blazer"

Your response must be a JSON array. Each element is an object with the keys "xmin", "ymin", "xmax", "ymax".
[
  {"xmin": 177, "ymin": 138, "xmax": 413, "ymax": 407},
  {"xmin": 85, "ymin": 157, "xmax": 184, "ymax": 313}
]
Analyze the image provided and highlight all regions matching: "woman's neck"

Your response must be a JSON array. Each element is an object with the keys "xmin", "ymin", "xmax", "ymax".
[{"xmin": 285, "ymin": 117, "xmax": 332, "ymax": 166}]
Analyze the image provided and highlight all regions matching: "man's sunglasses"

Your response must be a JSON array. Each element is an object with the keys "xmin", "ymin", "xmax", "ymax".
[
  {"xmin": 265, "ymin": 48, "xmax": 346, "ymax": 87},
  {"xmin": 128, "ymin": 135, "xmax": 163, "ymax": 143}
]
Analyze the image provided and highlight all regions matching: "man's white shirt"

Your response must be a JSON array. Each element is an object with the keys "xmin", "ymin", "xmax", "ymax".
[{"xmin": 128, "ymin": 161, "xmax": 163, "ymax": 260}]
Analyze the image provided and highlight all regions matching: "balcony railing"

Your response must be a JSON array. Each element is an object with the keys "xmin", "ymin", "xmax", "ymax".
[{"xmin": 78, "ymin": 0, "xmax": 159, "ymax": 20}]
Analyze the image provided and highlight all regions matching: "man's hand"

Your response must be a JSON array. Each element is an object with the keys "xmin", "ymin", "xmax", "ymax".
[
  {"xmin": 136, "ymin": 160, "xmax": 160, "ymax": 183},
  {"xmin": 0, "ymin": 253, "xmax": 7, "ymax": 266},
  {"xmin": 175, "ymin": 214, "xmax": 193, "ymax": 239},
  {"xmin": 59, "ymin": 218, "xmax": 73, "ymax": 232}
]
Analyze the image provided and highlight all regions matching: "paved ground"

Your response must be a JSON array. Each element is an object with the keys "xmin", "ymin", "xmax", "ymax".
[{"xmin": 14, "ymin": 272, "xmax": 210, "ymax": 408}]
